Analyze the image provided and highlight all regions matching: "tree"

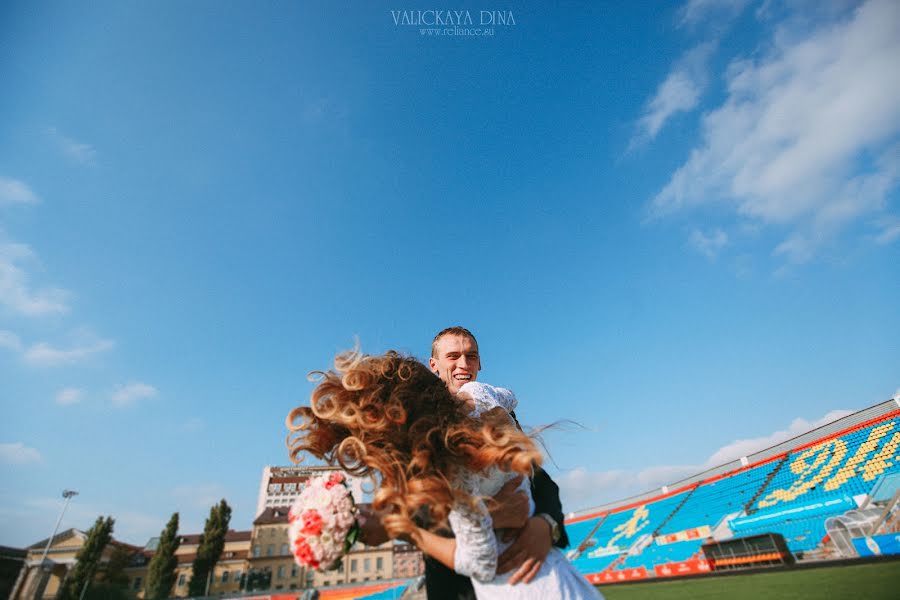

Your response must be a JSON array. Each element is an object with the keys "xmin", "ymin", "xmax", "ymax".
[
  {"xmin": 145, "ymin": 512, "xmax": 181, "ymax": 600},
  {"xmin": 187, "ymin": 500, "xmax": 232, "ymax": 596},
  {"xmin": 60, "ymin": 516, "xmax": 115, "ymax": 600},
  {"xmin": 101, "ymin": 544, "xmax": 133, "ymax": 587}
]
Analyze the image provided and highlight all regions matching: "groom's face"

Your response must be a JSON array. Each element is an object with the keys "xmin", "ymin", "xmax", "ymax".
[{"xmin": 429, "ymin": 334, "xmax": 481, "ymax": 394}]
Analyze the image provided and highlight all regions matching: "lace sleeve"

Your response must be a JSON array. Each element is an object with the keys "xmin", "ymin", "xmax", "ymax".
[
  {"xmin": 459, "ymin": 381, "xmax": 518, "ymax": 415},
  {"xmin": 449, "ymin": 471, "xmax": 498, "ymax": 582}
]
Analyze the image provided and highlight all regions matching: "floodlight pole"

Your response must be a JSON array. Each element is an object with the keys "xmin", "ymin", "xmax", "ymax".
[
  {"xmin": 30, "ymin": 490, "xmax": 78, "ymax": 600},
  {"xmin": 38, "ymin": 490, "xmax": 79, "ymax": 567}
]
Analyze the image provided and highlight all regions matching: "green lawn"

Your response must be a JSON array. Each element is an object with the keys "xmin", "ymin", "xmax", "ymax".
[{"xmin": 598, "ymin": 561, "xmax": 900, "ymax": 600}]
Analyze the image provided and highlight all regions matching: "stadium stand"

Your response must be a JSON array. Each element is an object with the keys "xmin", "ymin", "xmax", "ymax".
[
  {"xmin": 353, "ymin": 582, "xmax": 409, "ymax": 600},
  {"xmin": 565, "ymin": 398, "xmax": 900, "ymax": 583},
  {"xmin": 316, "ymin": 580, "xmax": 411, "ymax": 600},
  {"xmin": 621, "ymin": 539, "xmax": 703, "ymax": 570},
  {"xmin": 657, "ymin": 459, "xmax": 782, "ymax": 535}
]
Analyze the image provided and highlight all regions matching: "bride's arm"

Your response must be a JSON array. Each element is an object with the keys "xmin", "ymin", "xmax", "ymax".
[
  {"xmin": 408, "ymin": 500, "xmax": 497, "ymax": 582},
  {"xmin": 409, "ymin": 527, "xmax": 457, "ymax": 570},
  {"xmin": 409, "ymin": 468, "xmax": 499, "ymax": 582},
  {"xmin": 407, "ymin": 476, "xmax": 527, "ymax": 573},
  {"xmin": 447, "ymin": 497, "xmax": 497, "ymax": 582}
]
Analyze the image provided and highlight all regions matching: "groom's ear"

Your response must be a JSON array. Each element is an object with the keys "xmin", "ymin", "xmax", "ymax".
[{"xmin": 428, "ymin": 356, "xmax": 438, "ymax": 373}]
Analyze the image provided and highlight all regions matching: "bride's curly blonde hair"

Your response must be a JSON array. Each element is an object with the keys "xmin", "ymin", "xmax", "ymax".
[{"xmin": 286, "ymin": 350, "xmax": 541, "ymax": 539}]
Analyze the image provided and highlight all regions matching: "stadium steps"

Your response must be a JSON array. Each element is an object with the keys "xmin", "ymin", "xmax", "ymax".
[
  {"xmin": 652, "ymin": 487, "xmax": 697, "ymax": 536},
  {"xmin": 743, "ymin": 455, "xmax": 789, "ymax": 515},
  {"xmin": 711, "ymin": 511, "xmax": 740, "ymax": 540},
  {"xmin": 571, "ymin": 514, "xmax": 608, "ymax": 560}
]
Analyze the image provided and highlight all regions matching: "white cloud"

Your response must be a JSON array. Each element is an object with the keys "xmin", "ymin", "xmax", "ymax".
[
  {"xmin": 0, "ymin": 176, "xmax": 40, "ymax": 206},
  {"xmin": 45, "ymin": 127, "xmax": 97, "ymax": 166},
  {"xmin": 55, "ymin": 387, "xmax": 83, "ymax": 406},
  {"xmin": 689, "ymin": 227, "xmax": 728, "ymax": 259},
  {"xmin": 0, "ymin": 242, "xmax": 71, "ymax": 316},
  {"xmin": 24, "ymin": 338, "xmax": 114, "ymax": 366},
  {"xmin": 559, "ymin": 407, "xmax": 853, "ymax": 512},
  {"xmin": 633, "ymin": 42, "xmax": 717, "ymax": 144},
  {"xmin": 0, "ymin": 330, "xmax": 23, "ymax": 352},
  {"xmin": 558, "ymin": 464, "xmax": 700, "ymax": 512},
  {"xmin": 873, "ymin": 215, "xmax": 900, "ymax": 244},
  {"xmin": 557, "ymin": 468, "xmax": 632, "ymax": 511},
  {"xmin": 703, "ymin": 409, "xmax": 853, "ymax": 465},
  {"xmin": 678, "ymin": 0, "xmax": 751, "ymax": 28},
  {"xmin": 651, "ymin": 0, "xmax": 900, "ymax": 263},
  {"xmin": 0, "ymin": 442, "xmax": 42, "ymax": 465},
  {"xmin": 111, "ymin": 382, "xmax": 158, "ymax": 407}
]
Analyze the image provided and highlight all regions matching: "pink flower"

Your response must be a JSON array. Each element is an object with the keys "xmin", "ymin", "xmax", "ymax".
[
  {"xmin": 301, "ymin": 510, "xmax": 324, "ymax": 536},
  {"xmin": 294, "ymin": 538, "xmax": 319, "ymax": 569}
]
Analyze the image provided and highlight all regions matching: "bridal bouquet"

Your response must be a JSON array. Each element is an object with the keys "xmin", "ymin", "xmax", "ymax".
[{"xmin": 288, "ymin": 472, "xmax": 360, "ymax": 571}]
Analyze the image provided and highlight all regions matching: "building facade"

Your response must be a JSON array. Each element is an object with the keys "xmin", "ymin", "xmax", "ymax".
[
  {"xmin": 255, "ymin": 465, "xmax": 365, "ymax": 517},
  {"xmin": 311, "ymin": 542, "xmax": 394, "ymax": 588},
  {"xmin": 10, "ymin": 529, "xmax": 143, "ymax": 600},
  {"xmin": 249, "ymin": 507, "xmax": 307, "ymax": 592},
  {"xmin": 170, "ymin": 530, "xmax": 252, "ymax": 598},
  {"xmin": 392, "ymin": 543, "xmax": 425, "ymax": 579}
]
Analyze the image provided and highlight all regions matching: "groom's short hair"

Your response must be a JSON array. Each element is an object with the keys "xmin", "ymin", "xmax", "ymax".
[{"xmin": 430, "ymin": 326, "xmax": 479, "ymax": 357}]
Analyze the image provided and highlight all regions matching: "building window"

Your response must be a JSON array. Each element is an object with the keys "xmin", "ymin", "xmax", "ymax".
[
  {"xmin": 376, "ymin": 557, "xmax": 383, "ymax": 570},
  {"xmin": 132, "ymin": 577, "xmax": 142, "ymax": 591},
  {"xmin": 291, "ymin": 565, "xmax": 298, "ymax": 578},
  {"xmin": 350, "ymin": 559, "xmax": 357, "ymax": 573},
  {"xmin": 221, "ymin": 571, "xmax": 229, "ymax": 583},
  {"xmin": 253, "ymin": 545, "xmax": 260, "ymax": 558},
  {"xmin": 281, "ymin": 543, "xmax": 289, "ymax": 556},
  {"xmin": 234, "ymin": 570, "xmax": 241, "ymax": 582},
  {"xmin": 178, "ymin": 574, "xmax": 186, "ymax": 587},
  {"xmin": 266, "ymin": 545, "xmax": 274, "ymax": 557},
  {"xmin": 364, "ymin": 558, "xmax": 371, "ymax": 572},
  {"xmin": 277, "ymin": 565, "xmax": 285, "ymax": 579}
]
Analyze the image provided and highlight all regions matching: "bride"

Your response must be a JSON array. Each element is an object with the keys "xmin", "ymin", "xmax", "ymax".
[{"xmin": 287, "ymin": 350, "xmax": 603, "ymax": 600}]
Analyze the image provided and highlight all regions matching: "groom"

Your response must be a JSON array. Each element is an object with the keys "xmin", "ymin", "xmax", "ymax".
[{"xmin": 425, "ymin": 326, "xmax": 569, "ymax": 600}]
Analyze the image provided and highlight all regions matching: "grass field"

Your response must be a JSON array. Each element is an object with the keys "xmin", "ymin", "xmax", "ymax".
[{"xmin": 598, "ymin": 561, "xmax": 900, "ymax": 600}]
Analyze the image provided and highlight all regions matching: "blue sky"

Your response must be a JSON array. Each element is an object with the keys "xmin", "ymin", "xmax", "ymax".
[{"xmin": 1, "ymin": 0, "xmax": 898, "ymax": 548}]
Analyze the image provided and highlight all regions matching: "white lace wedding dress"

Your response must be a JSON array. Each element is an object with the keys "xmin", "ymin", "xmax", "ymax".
[{"xmin": 451, "ymin": 382, "xmax": 603, "ymax": 600}]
